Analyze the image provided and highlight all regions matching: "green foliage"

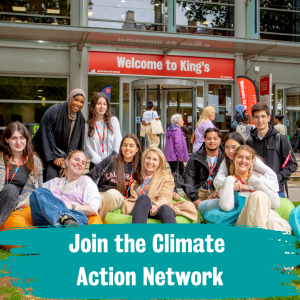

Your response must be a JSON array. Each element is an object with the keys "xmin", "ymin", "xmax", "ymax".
[
  {"xmin": 0, "ymin": 249, "xmax": 13, "ymax": 262},
  {"xmin": 0, "ymin": 286, "xmax": 24, "ymax": 300}
]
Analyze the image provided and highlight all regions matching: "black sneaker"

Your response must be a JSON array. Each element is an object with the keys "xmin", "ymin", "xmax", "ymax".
[{"xmin": 60, "ymin": 215, "xmax": 79, "ymax": 227}]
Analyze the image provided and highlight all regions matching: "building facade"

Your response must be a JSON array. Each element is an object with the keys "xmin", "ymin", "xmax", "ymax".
[{"xmin": 1, "ymin": 0, "xmax": 300, "ymax": 145}]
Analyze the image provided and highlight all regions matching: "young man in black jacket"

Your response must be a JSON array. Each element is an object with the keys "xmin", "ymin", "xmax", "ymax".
[
  {"xmin": 247, "ymin": 102, "xmax": 298, "ymax": 198},
  {"xmin": 182, "ymin": 128, "xmax": 223, "ymax": 208}
]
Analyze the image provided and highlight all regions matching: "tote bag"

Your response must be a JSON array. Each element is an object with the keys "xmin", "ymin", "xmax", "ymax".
[
  {"xmin": 151, "ymin": 112, "xmax": 164, "ymax": 135},
  {"xmin": 204, "ymin": 192, "xmax": 246, "ymax": 226}
]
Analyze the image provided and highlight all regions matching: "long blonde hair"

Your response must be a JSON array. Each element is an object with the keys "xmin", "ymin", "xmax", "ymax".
[
  {"xmin": 196, "ymin": 106, "xmax": 215, "ymax": 128},
  {"xmin": 229, "ymin": 145, "xmax": 256, "ymax": 180},
  {"xmin": 141, "ymin": 147, "xmax": 167, "ymax": 183}
]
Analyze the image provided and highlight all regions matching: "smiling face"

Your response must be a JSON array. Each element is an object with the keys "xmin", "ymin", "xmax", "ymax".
[
  {"xmin": 235, "ymin": 149, "xmax": 253, "ymax": 175},
  {"xmin": 204, "ymin": 131, "xmax": 221, "ymax": 151},
  {"xmin": 65, "ymin": 152, "xmax": 87, "ymax": 177},
  {"xmin": 5, "ymin": 130, "xmax": 27, "ymax": 154},
  {"xmin": 144, "ymin": 151, "xmax": 160, "ymax": 176},
  {"xmin": 253, "ymin": 110, "xmax": 270, "ymax": 131},
  {"xmin": 121, "ymin": 138, "xmax": 139, "ymax": 162},
  {"xmin": 208, "ymin": 109, "xmax": 216, "ymax": 121},
  {"xmin": 225, "ymin": 139, "xmax": 241, "ymax": 161},
  {"xmin": 70, "ymin": 95, "xmax": 85, "ymax": 113},
  {"xmin": 95, "ymin": 97, "xmax": 108, "ymax": 117}
]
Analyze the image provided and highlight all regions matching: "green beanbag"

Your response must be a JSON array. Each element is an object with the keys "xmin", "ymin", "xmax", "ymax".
[
  {"xmin": 103, "ymin": 196, "xmax": 196, "ymax": 224},
  {"xmin": 276, "ymin": 197, "xmax": 295, "ymax": 221}
]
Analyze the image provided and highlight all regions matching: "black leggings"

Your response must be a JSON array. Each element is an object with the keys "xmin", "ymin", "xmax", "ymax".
[{"xmin": 132, "ymin": 194, "xmax": 176, "ymax": 223}]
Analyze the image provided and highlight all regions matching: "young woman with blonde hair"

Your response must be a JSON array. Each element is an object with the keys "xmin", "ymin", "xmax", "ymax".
[
  {"xmin": 193, "ymin": 106, "xmax": 216, "ymax": 152},
  {"xmin": 30, "ymin": 150, "xmax": 100, "ymax": 227},
  {"xmin": 219, "ymin": 145, "xmax": 291, "ymax": 232},
  {"xmin": 122, "ymin": 147, "xmax": 197, "ymax": 223}
]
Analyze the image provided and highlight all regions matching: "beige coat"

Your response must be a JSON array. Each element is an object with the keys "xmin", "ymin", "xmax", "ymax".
[{"xmin": 122, "ymin": 172, "xmax": 197, "ymax": 222}]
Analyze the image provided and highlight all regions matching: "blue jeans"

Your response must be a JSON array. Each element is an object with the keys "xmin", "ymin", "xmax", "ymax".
[
  {"xmin": 30, "ymin": 187, "xmax": 88, "ymax": 227},
  {"xmin": 278, "ymin": 192, "xmax": 285, "ymax": 198},
  {"xmin": 198, "ymin": 199, "xmax": 220, "ymax": 220}
]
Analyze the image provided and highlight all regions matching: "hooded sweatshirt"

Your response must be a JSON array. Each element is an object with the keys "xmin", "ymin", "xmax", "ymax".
[
  {"xmin": 234, "ymin": 104, "xmax": 244, "ymax": 124},
  {"xmin": 164, "ymin": 124, "xmax": 189, "ymax": 162},
  {"xmin": 247, "ymin": 126, "xmax": 298, "ymax": 193}
]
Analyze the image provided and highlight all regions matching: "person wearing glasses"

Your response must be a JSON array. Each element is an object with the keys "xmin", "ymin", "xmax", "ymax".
[{"xmin": 246, "ymin": 102, "xmax": 297, "ymax": 198}]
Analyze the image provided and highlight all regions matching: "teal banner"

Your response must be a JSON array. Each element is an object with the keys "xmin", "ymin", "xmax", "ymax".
[{"xmin": 0, "ymin": 224, "xmax": 299, "ymax": 299}]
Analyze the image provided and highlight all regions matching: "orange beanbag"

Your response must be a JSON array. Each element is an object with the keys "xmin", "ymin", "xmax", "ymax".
[{"xmin": 0, "ymin": 206, "xmax": 102, "ymax": 250}]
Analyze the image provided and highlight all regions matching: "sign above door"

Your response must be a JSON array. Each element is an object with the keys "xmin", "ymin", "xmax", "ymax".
[{"xmin": 89, "ymin": 52, "xmax": 234, "ymax": 80}]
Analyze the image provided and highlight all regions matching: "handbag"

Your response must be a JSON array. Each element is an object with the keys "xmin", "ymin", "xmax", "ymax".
[
  {"xmin": 150, "ymin": 112, "xmax": 164, "ymax": 135},
  {"xmin": 93, "ymin": 155, "xmax": 115, "ymax": 186},
  {"xmin": 171, "ymin": 161, "xmax": 185, "ymax": 189},
  {"xmin": 204, "ymin": 191, "xmax": 246, "ymax": 226},
  {"xmin": 140, "ymin": 124, "xmax": 146, "ymax": 137}
]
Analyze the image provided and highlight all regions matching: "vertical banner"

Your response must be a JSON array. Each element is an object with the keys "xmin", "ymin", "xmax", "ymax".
[
  {"xmin": 101, "ymin": 85, "xmax": 112, "ymax": 102},
  {"xmin": 259, "ymin": 74, "xmax": 272, "ymax": 108},
  {"xmin": 237, "ymin": 76, "xmax": 258, "ymax": 122}
]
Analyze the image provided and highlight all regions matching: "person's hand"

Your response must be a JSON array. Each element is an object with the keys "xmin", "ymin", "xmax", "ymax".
[
  {"xmin": 234, "ymin": 181, "xmax": 243, "ymax": 191},
  {"xmin": 173, "ymin": 192, "xmax": 180, "ymax": 200},
  {"xmin": 150, "ymin": 204, "xmax": 158, "ymax": 216},
  {"xmin": 193, "ymin": 199, "xmax": 201, "ymax": 209},
  {"xmin": 54, "ymin": 158, "xmax": 64, "ymax": 167},
  {"xmin": 64, "ymin": 202, "xmax": 72, "ymax": 210},
  {"xmin": 179, "ymin": 159, "xmax": 183, "ymax": 162},
  {"xmin": 21, "ymin": 202, "xmax": 29, "ymax": 209},
  {"xmin": 239, "ymin": 184, "xmax": 251, "ymax": 191},
  {"xmin": 60, "ymin": 168, "xmax": 66, "ymax": 178}
]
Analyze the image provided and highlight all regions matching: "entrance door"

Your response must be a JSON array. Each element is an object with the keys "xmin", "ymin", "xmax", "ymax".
[
  {"xmin": 285, "ymin": 87, "xmax": 300, "ymax": 141},
  {"xmin": 132, "ymin": 79, "xmax": 197, "ymax": 151}
]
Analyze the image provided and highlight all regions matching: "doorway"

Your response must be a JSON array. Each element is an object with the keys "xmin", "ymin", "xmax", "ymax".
[
  {"xmin": 285, "ymin": 87, "xmax": 300, "ymax": 141},
  {"xmin": 132, "ymin": 78, "xmax": 197, "ymax": 151}
]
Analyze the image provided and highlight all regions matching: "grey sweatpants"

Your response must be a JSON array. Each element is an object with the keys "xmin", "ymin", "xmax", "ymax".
[{"xmin": 0, "ymin": 184, "xmax": 19, "ymax": 225}]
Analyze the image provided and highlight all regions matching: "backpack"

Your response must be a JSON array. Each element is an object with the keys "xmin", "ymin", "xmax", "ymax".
[
  {"xmin": 236, "ymin": 123, "xmax": 247, "ymax": 140},
  {"xmin": 230, "ymin": 113, "xmax": 241, "ymax": 129}
]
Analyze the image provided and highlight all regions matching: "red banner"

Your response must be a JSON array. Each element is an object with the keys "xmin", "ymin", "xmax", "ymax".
[
  {"xmin": 89, "ymin": 52, "xmax": 234, "ymax": 80},
  {"xmin": 237, "ymin": 76, "xmax": 258, "ymax": 122},
  {"xmin": 260, "ymin": 76, "xmax": 270, "ymax": 96}
]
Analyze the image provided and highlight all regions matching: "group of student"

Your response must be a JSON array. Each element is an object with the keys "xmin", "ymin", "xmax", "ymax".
[{"xmin": 0, "ymin": 89, "xmax": 297, "ymax": 232}]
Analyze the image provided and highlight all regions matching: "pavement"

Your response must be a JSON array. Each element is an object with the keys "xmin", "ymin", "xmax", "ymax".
[{"xmin": 286, "ymin": 183, "xmax": 300, "ymax": 202}]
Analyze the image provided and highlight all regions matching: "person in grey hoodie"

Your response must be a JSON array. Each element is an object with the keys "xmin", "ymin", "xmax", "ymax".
[{"xmin": 164, "ymin": 114, "xmax": 189, "ymax": 175}]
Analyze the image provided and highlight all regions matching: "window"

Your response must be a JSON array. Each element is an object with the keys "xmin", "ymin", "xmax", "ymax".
[
  {"xmin": 0, "ymin": 76, "xmax": 67, "ymax": 127},
  {"xmin": 0, "ymin": 0, "xmax": 70, "ymax": 25},
  {"xmin": 176, "ymin": 0, "xmax": 234, "ymax": 36},
  {"xmin": 88, "ymin": 0, "xmax": 167, "ymax": 32}
]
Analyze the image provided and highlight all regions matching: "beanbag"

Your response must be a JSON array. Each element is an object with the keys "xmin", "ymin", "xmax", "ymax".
[
  {"xmin": 104, "ymin": 197, "xmax": 196, "ymax": 224},
  {"xmin": 276, "ymin": 197, "xmax": 295, "ymax": 221},
  {"xmin": 0, "ymin": 206, "xmax": 103, "ymax": 250},
  {"xmin": 289, "ymin": 205, "xmax": 300, "ymax": 239}
]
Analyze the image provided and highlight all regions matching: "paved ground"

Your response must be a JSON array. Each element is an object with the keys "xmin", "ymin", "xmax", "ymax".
[{"xmin": 287, "ymin": 184, "xmax": 300, "ymax": 202}]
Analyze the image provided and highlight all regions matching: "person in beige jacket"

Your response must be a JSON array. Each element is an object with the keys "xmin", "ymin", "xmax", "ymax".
[{"xmin": 122, "ymin": 147, "xmax": 197, "ymax": 223}]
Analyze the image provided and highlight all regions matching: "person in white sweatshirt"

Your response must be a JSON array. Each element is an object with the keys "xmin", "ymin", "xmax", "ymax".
[
  {"xmin": 198, "ymin": 132, "xmax": 279, "ymax": 219},
  {"xmin": 219, "ymin": 145, "xmax": 291, "ymax": 232},
  {"xmin": 85, "ymin": 92, "xmax": 122, "ymax": 170}
]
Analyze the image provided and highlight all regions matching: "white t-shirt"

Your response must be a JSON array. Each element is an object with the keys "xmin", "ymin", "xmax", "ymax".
[{"xmin": 142, "ymin": 110, "xmax": 158, "ymax": 124}]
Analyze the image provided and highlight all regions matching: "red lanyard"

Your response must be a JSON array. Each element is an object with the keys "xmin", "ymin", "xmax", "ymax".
[
  {"xmin": 6, "ymin": 156, "xmax": 23, "ymax": 185},
  {"xmin": 206, "ymin": 151, "xmax": 218, "ymax": 185},
  {"xmin": 124, "ymin": 163, "xmax": 133, "ymax": 199},
  {"xmin": 95, "ymin": 121, "xmax": 105, "ymax": 153},
  {"xmin": 236, "ymin": 176, "xmax": 254, "ymax": 193},
  {"xmin": 139, "ymin": 174, "xmax": 153, "ymax": 196}
]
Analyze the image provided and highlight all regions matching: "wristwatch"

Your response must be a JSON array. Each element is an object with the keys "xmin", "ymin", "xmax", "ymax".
[{"xmin": 72, "ymin": 204, "xmax": 76, "ymax": 210}]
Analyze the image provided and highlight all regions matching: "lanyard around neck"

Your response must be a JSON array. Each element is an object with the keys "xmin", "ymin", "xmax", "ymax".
[
  {"xmin": 6, "ymin": 156, "xmax": 23, "ymax": 185},
  {"xmin": 206, "ymin": 151, "xmax": 218, "ymax": 185},
  {"xmin": 95, "ymin": 121, "xmax": 105, "ymax": 153},
  {"xmin": 139, "ymin": 174, "xmax": 153, "ymax": 196},
  {"xmin": 124, "ymin": 162, "xmax": 133, "ymax": 199},
  {"xmin": 236, "ymin": 176, "xmax": 254, "ymax": 193}
]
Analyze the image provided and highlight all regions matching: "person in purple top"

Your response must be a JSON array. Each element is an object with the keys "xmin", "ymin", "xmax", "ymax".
[
  {"xmin": 193, "ymin": 106, "xmax": 216, "ymax": 153},
  {"xmin": 164, "ymin": 114, "xmax": 189, "ymax": 175}
]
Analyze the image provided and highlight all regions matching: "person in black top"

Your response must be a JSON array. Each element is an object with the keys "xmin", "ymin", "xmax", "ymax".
[
  {"xmin": 32, "ymin": 89, "xmax": 86, "ymax": 181},
  {"xmin": 182, "ymin": 128, "xmax": 223, "ymax": 209},
  {"xmin": 86, "ymin": 134, "xmax": 142, "ymax": 219},
  {"xmin": 247, "ymin": 102, "xmax": 298, "ymax": 198}
]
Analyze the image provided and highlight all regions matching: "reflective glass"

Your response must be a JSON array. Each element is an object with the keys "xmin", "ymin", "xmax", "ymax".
[
  {"xmin": 176, "ymin": 1, "xmax": 234, "ymax": 35},
  {"xmin": 0, "ymin": 76, "xmax": 67, "ymax": 101},
  {"xmin": 88, "ymin": 0, "xmax": 167, "ymax": 31},
  {"xmin": 260, "ymin": 0, "xmax": 300, "ymax": 11},
  {"xmin": 260, "ymin": 9, "xmax": 300, "ymax": 41},
  {"xmin": 122, "ymin": 83, "xmax": 130, "ymax": 136},
  {"xmin": 286, "ymin": 92, "xmax": 300, "ymax": 143}
]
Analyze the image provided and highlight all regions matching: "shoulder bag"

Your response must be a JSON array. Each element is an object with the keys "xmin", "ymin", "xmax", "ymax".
[
  {"xmin": 171, "ymin": 161, "xmax": 185, "ymax": 189},
  {"xmin": 150, "ymin": 111, "xmax": 164, "ymax": 135}
]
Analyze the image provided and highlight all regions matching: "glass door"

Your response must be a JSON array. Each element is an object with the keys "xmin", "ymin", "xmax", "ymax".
[{"xmin": 285, "ymin": 87, "xmax": 300, "ymax": 143}]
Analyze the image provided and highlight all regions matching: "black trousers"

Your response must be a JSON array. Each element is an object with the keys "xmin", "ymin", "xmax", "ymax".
[
  {"xmin": 168, "ymin": 161, "xmax": 184, "ymax": 175},
  {"xmin": 0, "ymin": 184, "xmax": 19, "ymax": 225},
  {"xmin": 132, "ymin": 194, "xmax": 176, "ymax": 223}
]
